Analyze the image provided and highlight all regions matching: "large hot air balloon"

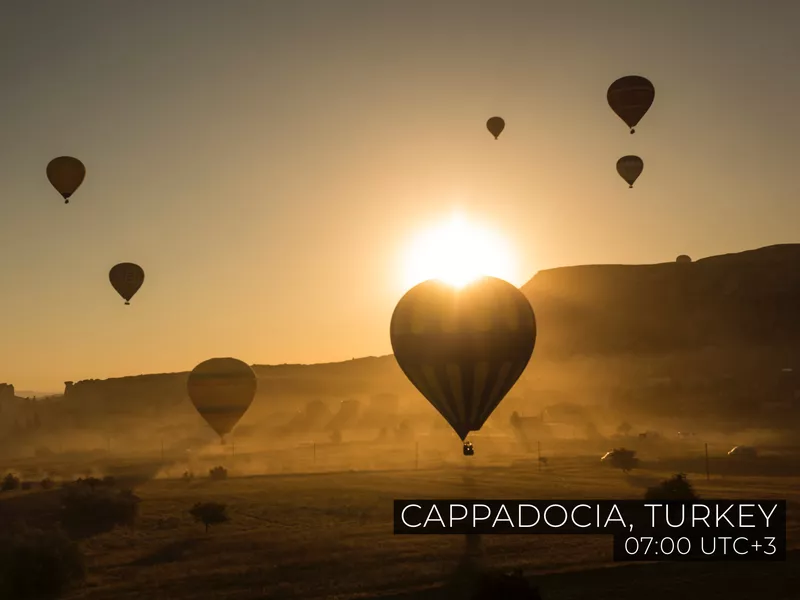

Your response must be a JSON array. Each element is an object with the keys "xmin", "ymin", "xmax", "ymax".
[
  {"xmin": 616, "ymin": 155, "xmax": 644, "ymax": 188},
  {"xmin": 676, "ymin": 255, "xmax": 692, "ymax": 264},
  {"xmin": 607, "ymin": 76, "xmax": 655, "ymax": 134},
  {"xmin": 486, "ymin": 117, "xmax": 505, "ymax": 140},
  {"xmin": 109, "ymin": 263, "xmax": 144, "ymax": 305},
  {"xmin": 46, "ymin": 157, "xmax": 85, "ymax": 203},
  {"xmin": 187, "ymin": 358, "xmax": 257, "ymax": 443},
  {"xmin": 390, "ymin": 276, "xmax": 536, "ymax": 455}
]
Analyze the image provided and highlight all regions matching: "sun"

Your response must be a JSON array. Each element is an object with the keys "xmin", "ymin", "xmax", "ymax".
[{"xmin": 401, "ymin": 212, "xmax": 518, "ymax": 291}]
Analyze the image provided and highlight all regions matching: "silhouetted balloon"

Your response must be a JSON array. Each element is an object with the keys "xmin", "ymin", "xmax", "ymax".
[
  {"xmin": 676, "ymin": 255, "xmax": 692, "ymax": 264},
  {"xmin": 109, "ymin": 263, "xmax": 144, "ymax": 305},
  {"xmin": 187, "ymin": 358, "xmax": 257, "ymax": 442},
  {"xmin": 616, "ymin": 155, "xmax": 644, "ymax": 188},
  {"xmin": 46, "ymin": 157, "xmax": 85, "ymax": 204},
  {"xmin": 607, "ymin": 76, "xmax": 655, "ymax": 134},
  {"xmin": 486, "ymin": 117, "xmax": 505, "ymax": 140},
  {"xmin": 390, "ymin": 277, "xmax": 536, "ymax": 451}
]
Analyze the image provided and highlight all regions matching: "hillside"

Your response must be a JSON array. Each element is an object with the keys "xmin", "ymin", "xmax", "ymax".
[
  {"xmin": 523, "ymin": 244, "xmax": 800, "ymax": 357},
  {"xmin": 5, "ymin": 244, "xmax": 800, "ymax": 437}
]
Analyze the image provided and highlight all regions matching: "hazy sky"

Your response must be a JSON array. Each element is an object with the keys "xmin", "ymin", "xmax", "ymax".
[{"xmin": 2, "ymin": 0, "xmax": 799, "ymax": 391}]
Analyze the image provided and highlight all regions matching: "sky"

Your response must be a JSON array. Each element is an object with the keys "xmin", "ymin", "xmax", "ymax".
[{"xmin": 2, "ymin": 0, "xmax": 800, "ymax": 391}]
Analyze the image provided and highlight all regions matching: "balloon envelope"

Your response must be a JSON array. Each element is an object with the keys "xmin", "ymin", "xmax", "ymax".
[
  {"xmin": 486, "ymin": 117, "xmax": 505, "ymax": 139},
  {"xmin": 46, "ymin": 156, "xmax": 85, "ymax": 203},
  {"xmin": 616, "ymin": 155, "xmax": 644, "ymax": 187},
  {"xmin": 187, "ymin": 358, "xmax": 257, "ymax": 440},
  {"xmin": 390, "ymin": 276, "xmax": 536, "ymax": 441},
  {"xmin": 109, "ymin": 263, "xmax": 144, "ymax": 304},
  {"xmin": 676, "ymin": 255, "xmax": 692, "ymax": 264},
  {"xmin": 607, "ymin": 76, "xmax": 655, "ymax": 133}
]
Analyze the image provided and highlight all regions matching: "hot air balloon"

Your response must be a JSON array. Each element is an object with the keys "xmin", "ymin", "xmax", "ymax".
[
  {"xmin": 616, "ymin": 155, "xmax": 644, "ymax": 188},
  {"xmin": 187, "ymin": 358, "xmax": 257, "ymax": 443},
  {"xmin": 46, "ymin": 157, "xmax": 85, "ymax": 203},
  {"xmin": 390, "ymin": 276, "xmax": 536, "ymax": 455},
  {"xmin": 486, "ymin": 117, "xmax": 505, "ymax": 140},
  {"xmin": 607, "ymin": 76, "xmax": 655, "ymax": 134},
  {"xmin": 676, "ymin": 255, "xmax": 692, "ymax": 264},
  {"xmin": 109, "ymin": 263, "xmax": 144, "ymax": 305}
]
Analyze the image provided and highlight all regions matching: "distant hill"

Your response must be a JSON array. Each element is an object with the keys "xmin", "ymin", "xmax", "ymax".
[
  {"xmin": 521, "ymin": 244, "xmax": 800, "ymax": 357},
  {"xmin": 9, "ymin": 244, "xmax": 800, "ymax": 433}
]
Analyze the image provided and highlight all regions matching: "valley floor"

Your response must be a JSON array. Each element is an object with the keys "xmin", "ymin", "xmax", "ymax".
[{"xmin": 2, "ymin": 450, "xmax": 797, "ymax": 600}]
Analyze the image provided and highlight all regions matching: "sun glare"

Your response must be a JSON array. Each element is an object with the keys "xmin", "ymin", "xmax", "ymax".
[{"xmin": 401, "ymin": 213, "xmax": 518, "ymax": 291}]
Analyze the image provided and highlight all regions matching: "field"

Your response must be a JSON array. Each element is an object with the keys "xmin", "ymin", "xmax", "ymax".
[{"xmin": 1, "ymin": 439, "xmax": 798, "ymax": 600}]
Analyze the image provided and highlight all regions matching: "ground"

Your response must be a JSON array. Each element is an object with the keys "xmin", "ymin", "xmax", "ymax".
[{"xmin": 1, "ymin": 440, "xmax": 798, "ymax": 599}]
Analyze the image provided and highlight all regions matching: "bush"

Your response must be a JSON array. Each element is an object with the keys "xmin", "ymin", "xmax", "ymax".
[
  {"xmin": 60, "ymin": 484, "xmax": 140, "ymax": 537},
  {"xmin": 41, "ymin": 477, "xmax": 54, "ymax": 490},
  {"xmin": 603, "ymin": 448, "xmax": 639, "ymax": 473},
  {"xmin": 189, "ymin": 502, "xmax": 230, "ymax": 532},
  {"xmin": 1, "ymin": 473, "xmax": 20, "ymax": 491},
  {"xmin": 182, "ymin": 471, "xmax": 194, "ymax": 481},
  {"xmin": 644, "ymin": 473, "xmax": 699, "ymax": 501},
  {"xmin": 209, "ymin": 466, "xmax": 227, "ymax": 480},
  {"xmin": 21, "ymin": 481, "xmax": 32, "ymax": 491},
  {"xmin": 72, "ymin": 476, "xmax": 116, "ymax": 491},
  {"xmin": 0, "ymin": 528, "xmax": 86, "ymax": 599}
]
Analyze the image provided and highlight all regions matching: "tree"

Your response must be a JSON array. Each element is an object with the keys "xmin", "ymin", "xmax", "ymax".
[
  {"xmin": 604, "ymin": 448, "xmax": 639, "ymax": 473},
  {"xmin": 189, "ymin": 502, "xmax": 230, "ymax": 533},
  {"xmin": 0, "ymin": 528, "xmax": 86, "ymax": 599},
  {"xmin": 209, "ymin": 466, "xmax": 227, "ymax": 480},
  {"xmin": 616, "ymin": 422, "xmax": 633, "ymax": 436},
  {"xmin": 1, "ymin": 473, "xmax": 20, "ymax": 491}
]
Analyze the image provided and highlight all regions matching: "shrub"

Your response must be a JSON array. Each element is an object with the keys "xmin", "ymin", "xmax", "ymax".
[
  {"xmin": 189, "ymin": 502, "xmax": 230, "ymax": 532},
  {"xmin": 21, "ymin": 481, "xmax": 32, "ymax": 491},
  {"xmin": 603, "ymin": 448, "xmax": 640, "ymax": 473},
  {"xmin": 1, "ymin": 473, "xmax": 20, "ymax": 491},
  {"xmin": 60, "ymin": 485, "xmax": 140, "ymax": 537},
  {"xmin": 41, "ymin": 477, "xmax": 54, "ymax": 490},
  {"xmin": 0, "ymin": 528, "xmax": 86, "ymax": 599},
  {"xmin": 182, "ymin": 471, "xmax": 194, "ymax": 481},
  {"xmin": 72, "ymin": 476, "xmax": 115, "ymax": 491},
  {"xmin": 209, "ymin": 466, "xmax": 227, "ymax": 480},
  {"xmin": 644, "ymin": 473, "xmax": 699, "ymax": 501}
]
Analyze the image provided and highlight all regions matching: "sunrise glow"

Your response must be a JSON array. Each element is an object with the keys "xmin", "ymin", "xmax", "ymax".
[{"xmin": 401, "ymin": 212, "xmax": 518, "ymax": 291}]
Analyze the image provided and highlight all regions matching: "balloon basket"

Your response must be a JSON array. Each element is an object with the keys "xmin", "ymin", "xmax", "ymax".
[{"xmin": 463, "ymin": 441, "xmax": 474, "ymax": 457}]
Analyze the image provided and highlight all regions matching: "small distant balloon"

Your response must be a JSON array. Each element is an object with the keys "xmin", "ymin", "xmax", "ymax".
[
  {"xmin": 46, "ymin": 157, "xmax": 85, "ymax": 204},
  {"xmin": 607, "ymin": 76, "xmax": 655, "ymax": 134},
  {"xmin": 616, "ymin": 155, "xmax": 644, "ymax": 188},
  {"xmin": 109, "ymin": 263, "xmax": 144, "ymax": 305},
  {"xmin": 486, "ymin": 117, "xmax": 505, "ymax": 140},
  {"xmin": 676, "ymin": 255, "xmax": 692, "ymax": 264},
  {"xmin": 187, "ymin": 357, "xmax": 257, "ymax": 443}
]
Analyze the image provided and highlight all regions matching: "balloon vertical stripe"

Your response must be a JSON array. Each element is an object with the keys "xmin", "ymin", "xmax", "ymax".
[{"xmin": 390, "ymin": 277, "xmax": 536, "ymax": 443}]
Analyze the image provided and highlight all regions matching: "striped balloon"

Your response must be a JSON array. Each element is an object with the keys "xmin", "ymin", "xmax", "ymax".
[
  {"xmin": 46, "ymin": 156, "xmax": 85, "ymax": 203},
  {"xmin": 109, "ymin": 263, "xmax": 145, "ymax": 305},
  {"xmin": 616, "ymin": 155, "xmax": 644, "ymax": 188},
  {"xmin": 390, "ymin": 277, "xmax": 536, "ymax": 442},
  {"xmin": 187, "ymin": 357, "xmax": 257, "ymax": 442},
  {"xmin": 607, "ymin": 75, "xmax": 655, "ymax": 134}
]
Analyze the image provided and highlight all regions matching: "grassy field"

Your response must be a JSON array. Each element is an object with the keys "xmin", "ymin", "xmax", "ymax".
[{"xmin": 1, "ymin": 442, "xmax": 798, "ymax": 600}]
